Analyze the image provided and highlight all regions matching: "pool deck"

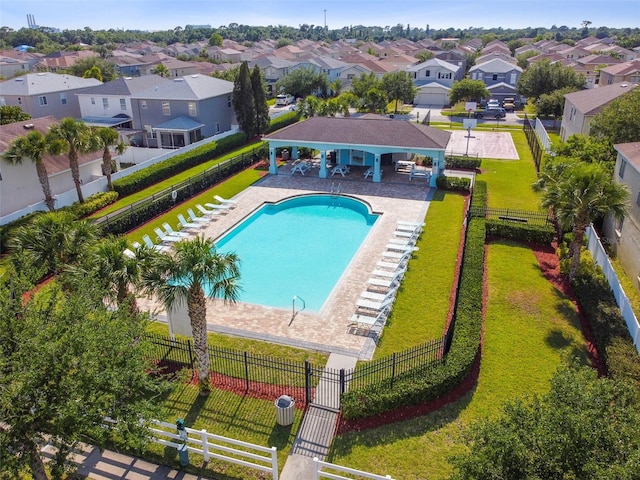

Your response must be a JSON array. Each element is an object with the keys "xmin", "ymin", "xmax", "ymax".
[{"xmin": 141, "ymin": 163, "xmax": 459, "ymax": 360}]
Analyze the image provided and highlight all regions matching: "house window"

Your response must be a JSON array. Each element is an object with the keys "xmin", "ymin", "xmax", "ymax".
[
  {"xmin": 227, "ymin": 96, "xmax": 231, "ymax": 107},
  {"xmin": 141, "ymin": 100, "xmax": 147, "ymax": 110},
  {"xmin": 492, "ymin": 74, "xmax": 498, "ymax": 81},
  {"xmin": 569, "ymin": 106, "xmax": 576, "ymax": 122},
  {"xmin": 509, "ymin": 72, "xmax": 518, "ymax": 84},
  {"xmin": 188, "ymin": 102, "xmax": 197, "ymax": 117},
  {"xmin": 91, "ymin": 97, "xmax": 95, "ymax": 105},
  {"xmin": 162, "ymin": 101, "xmax": 170, "ymax": 115},
  {"xmin": 60, "ymin": 93, "xmax": 67, "ymax": 105},
  {"xmin": 425, "ymin": 70, "xmax": 431, "ymax": 77},
  {"xmin": 17, "ymin": 97, "xmax": 22, "ymax": 105},
  {"xmin": 619, "ymin": 159, "xmax": 627, "ymax": 179},
  {"xmin": 102, "ymin": 98, "xmax": 109, "ymax": 109},
  {"xmin": 38, "ymin": 95, "xmax": 48, "ymax": 106},
  {"xmin": 413, "ymin": 72, "xmax": 417, "ymax": 79},
  {"xmin": 120, "ymin": 98, "xmax": 126, "ymax": 111}
]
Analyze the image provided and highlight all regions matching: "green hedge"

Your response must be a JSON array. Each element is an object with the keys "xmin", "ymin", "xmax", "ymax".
[
  {"xmin": 341, "ymin": 218, "xmax": 486, "ymax": 419},
  {"xmin": 471, "ymin": 180, "xmax": 487, "ymax": 209},
  {"xmin": 571, "ymin": 257, "xmax": 640, "ymax": 386},
  {"xmin": 266, "ymin": 110, "xmax": 301, "ymax": 133},
  {"xmin": 447, "ymin": 157, "xmax": 482, "ymax": 170},
  {"xmin": 485, "ymin": 220, "xmax": 554, "ymax": 245},
  {"xmin": 436, "ymin": 174, "xmax": 471, "ymax": 192},
  {"xmin": 112, "ymin": 133, "xmax": 247, "ymax": 197}
]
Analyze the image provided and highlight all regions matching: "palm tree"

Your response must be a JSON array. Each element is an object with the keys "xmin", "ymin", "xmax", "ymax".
[
  {"xmin": 536, "ymin": 161, "xmax": 628, "ymax": 280},
  {"xmin": 153, "ymin": 63, "xmax": 170, "ymax": 78},
  {"xmin": 48, "ymin": 118, "xmax": 98, "ymax": 203},
  {"xmin": 141, "ymin": 236, "xmax": 240, "ymax": 394},
  {"xmin": 93, "ymin": 127, "xmax": 126, "ymax": 190},
  {"xmin": 2, "ymin": 130, "xmax": 58, "ymax": 210}
]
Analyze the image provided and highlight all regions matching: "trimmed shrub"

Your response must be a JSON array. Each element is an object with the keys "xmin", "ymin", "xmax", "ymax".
[
  {"xmin": 471, "ymin": 180, "xmax": 487, "ymax": 209},
  {"xmin": 436, "ymin": 174, "xmax": 471, "ymax": 192},
  {"xmin": 485, "ymin": 220, "xmax": 554, "ymax": 245},
  {"xmin": 446, "ymin": 157, "xmax": 482, "ymax": 170},
  {"xmin": 112, "ymin": 133, "xmax": 247, "ymax": 197},
  {"xmin": 341, "ymin": 219, "xmax": 486, "ymax": 419},
  {"xmin": 60, "ymin": 191, "xmax": 119, "ymax": 219},
  {"xmin": 266, "ymin": 110, "xmax": 300, "ymax": 133}
]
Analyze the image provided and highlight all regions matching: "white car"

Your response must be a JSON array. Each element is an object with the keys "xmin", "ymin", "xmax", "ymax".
[{"xmin": 487, "ymin": 99, "xmax": 500, "ymax": 109}]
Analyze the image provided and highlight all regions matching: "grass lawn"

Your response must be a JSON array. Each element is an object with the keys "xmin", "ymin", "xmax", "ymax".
[
  {"xmin": 93, "ymin": 141, "xmax": 265, "ymax": 217},
  {"xmin": 328, "ymin": 240, "xmax": 589, "ymax": 480},
  {"xmin": 373, "ymin": 191, "xmax": 465, "ymax": 358}
]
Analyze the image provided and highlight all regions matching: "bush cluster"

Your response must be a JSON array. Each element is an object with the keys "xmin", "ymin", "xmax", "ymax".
[
  {"xmin": 341, "ymin": 218, "xmax": 486, "ymax": 419},
  {"xmin": 571, "ymin": 257, "xmax": 640, "ymax": 387},
  {"xmin": 446, "ymin": 157, "xmax": 482, "ymax": 170},
  {"xmin": 471, "ymin": 180, "xmax": 487, "ymax": 209},
  {"xmin": 60, "ymin": 191, "xmax": 119, "ymax": 218},
  {"xmin": 266, "ymin": 110, "xmax": 300, "ymax": 133},
  {"xmin": 112, "ymin": 133, "xmax": 247, "ymax": 197},
  {"xmin": 436, "ymin": 174, "xmax": 471, "ymax": 192},
  {"xmin": 485, "ymin": 220, "xmax": 554, "ymax": 245}
]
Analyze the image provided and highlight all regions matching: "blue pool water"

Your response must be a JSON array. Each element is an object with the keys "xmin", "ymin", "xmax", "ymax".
[{"xmin": 214, "ymin": 195, "xmax": 379, "ymax": 311}]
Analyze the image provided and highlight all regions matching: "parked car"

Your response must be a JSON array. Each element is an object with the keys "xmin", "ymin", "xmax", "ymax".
[
  {"xmin": 275, "ymin": 94, "xmax": 295, "ymax": 106},
  {"xmin": 474, "ymin": 107, "xmax": 506, "ymax": 119},
  {"xmin": 502, "ymin": 97, "xmax": 516, "ymax": 111},
  {"xmin": 487, "ymin": 99, "xmax": 501, "ymax": 109}
]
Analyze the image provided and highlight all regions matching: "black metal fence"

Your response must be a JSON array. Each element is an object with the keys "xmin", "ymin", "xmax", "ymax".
[
  {"xmin": 523, "ymin": 114, "xmax": 544, "ymax": 173},
  {"xmin": 95, "ymin": 145, "xmax": 268, "ymax": 236},
  {"xmin": 144, "ymin": 333, "xmax": 445, "ymax": 407},
  {"xmin": 469, "ymin": 206, "xmax": 553, "ymax": 227}
]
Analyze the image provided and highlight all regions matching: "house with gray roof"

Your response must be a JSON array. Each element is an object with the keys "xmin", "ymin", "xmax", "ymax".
[
  {"xmin": 250, "ymin": 56, "xmax": 297, "ymax": 95},
  {"xmin": 469, "ymin": 58, "xmax": 523, "ymax": 88},
  {"xmin": 129, "ymin": 74, "xmax": 235, "ymax": 148},
  {"xmin": 559, "ymin": 82, "xmax": 637, "ymax": 141},
  {"xmin": 76, "ymin": 75, "xmax": 170, "ymax": 129},
  {"xmin": 0, "ymin": 72, "xmax": 102, "ymax": 119},
  {"xmin": 406, "ymin": 58, "xmax": 461, "ymax": 87}
]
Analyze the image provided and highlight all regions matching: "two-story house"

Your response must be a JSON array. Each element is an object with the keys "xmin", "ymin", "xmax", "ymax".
[
  {"xmin": 406, "ymin": 58, "xmax": 461, "ymax": 87},
  {"xmin": 469, "ymin": 58, "xmax": 523, "ymax": 103},
  {"xmin": 129, "ymin": 74, "xmax": 235, "ymax": 149},
  {"xmin": 76, "ymin": 75, "xmax": 170, "ymax": 130},
  {"xmin": 250, "ymin": 56, "xmax": 297, "ymax": 95},
  {"xmin": 603, "ymin": 142, "xmax": 640, "ymax": 295},
  {"xmin": 599, "ymin": 60, "xmax": 640, "ymax": 86},
  {"xmin": 559, "ymin": 82, "xmax": 637, "ymax": 141},
  {"xmin": 0, "ymin": 73, "xmax": 102, "ymax": 119}
]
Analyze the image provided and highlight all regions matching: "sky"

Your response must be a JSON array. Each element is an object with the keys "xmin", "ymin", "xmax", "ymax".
[{"xmin": 1, "ymin": 0, "xmax": 638, "ymax": 32}]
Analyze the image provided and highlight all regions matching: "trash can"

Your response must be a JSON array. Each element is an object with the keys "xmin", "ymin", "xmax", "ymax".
[
  {"xmin": 178, "ymin": 443, "xmax": 189, "ymax": 466},
  {"xmin": 275, "ymin": 395, "xmax": 295, "ymax": 426},
  {"xmin": 282, "ymin": 149, "xmax": 290, "ymax": 161}
]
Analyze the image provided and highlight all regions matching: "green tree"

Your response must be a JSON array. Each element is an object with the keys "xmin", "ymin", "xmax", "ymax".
[
  {"xmin": 590, "ymin": 87, "xmax": 640, "ymax": 144},
  {"xmin": 533, "ymin": 160, "xmax": 628, "ymax": 280},
  {"xmin": 517, "ymin": 59, "xmax": 586, "ymax": 100},
  {"xmin": 9, "ymin": 211, "xmax": 98, "ymax": 277},
  {"xmin": 250, "ymin": 65, "xmax": 270, "ymax": 135},
  {"xmin": 152, "ymin": 63, "xmax": 170, "ymax": 78},
  {"xmin": 141, "ymin": 236, "xmax": 240, "ymax": 395},
  {"xmin": 450, "ymin": 364, "xmax": 640, "ymax": 480},
  {"xmin": 48, "ymin": 118, "xmax": 98, "ymax": 203},
  {"xmin": 66, "ymin": 56, "xmax": 116, "ymax": 82},
  {"xmin": 351, "ymin": 71, "xmax": 381, "ymax": 99},
  {"xmin": 415, "ymin": 50, "xmax": 435, "ymax": 62},
  {"xmin": 381, "ymin": 71, "xmax": 417, "ymax": 114},
  {"xmin": 208, "ymin": 32, "xmax": 223, "ymax": 46},
  {"xmin": 329, "ymin": 78, "xmax": 343, "ymax": 96},
  {"xmin": 275, "ymin": 67, "xmax": 329, "ymax": 99},
  {"xmin": 2, "ymin": 130, "xmax": 59, "ymax": 210},
  {"xmin": 516, "ymin": 50, "xmax": 538, "ymax": 69},
  {"xmin": 93, "ymin": 126, "xmax": 126, "ymax": 190},
  {"xmin": 0, "ymin": 105, "xmax": 31, "ymax": 125},
  {"xmin": 82, "ymin": 64, "xmax": 103, "ymax": 81},
  {"xmin": 553, "ymin": 134, "xmax": 617, "ymax": 164},
  {"xmin": 535, "ymin": 86, "xmax": 579, "ymax": 127},
  {"xmin": 232, "ymin": 61, "xmax": 256, "ymax": 138},
  {"xmin": 0, "ymin": 275, "xmax": 165, "ymax": 480},
  {"xmin": 448, "ymin": 79, "xmax": 490, "ymax": 105}
]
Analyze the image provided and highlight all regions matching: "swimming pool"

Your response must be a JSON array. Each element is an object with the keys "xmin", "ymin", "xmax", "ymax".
[{"xmin": 214, "ymin": 194, "xmax": 379, "ymax": 311}]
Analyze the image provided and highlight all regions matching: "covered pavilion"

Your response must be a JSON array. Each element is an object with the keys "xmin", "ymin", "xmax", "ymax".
[{"xmin": 264, "ymin": 115, "xmax": 451, "ymax": 187}]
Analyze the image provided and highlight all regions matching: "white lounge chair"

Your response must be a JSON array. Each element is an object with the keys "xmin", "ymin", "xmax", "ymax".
[
  {"xmin": 204, "ymin": 202, "xmax": 232, "ymax": 213},
  {"xmin": 360, "ymin": 286, "xmax": 398, "ymax": 302},
  {"xmin": 163, "ymin": 222, "xmax": 190, "ymax": 238},
  {"xmin": 187, "ymin": 208, "xmax": 211, "ymax": 224},
  {"xmin": 356, "ymin": 295, "xmax": 395, "ymax": 312},
  {"xmin": 367, "ymin": 276, "xmax": 401, "ymax": 290},
  {"xmin": 196, "ymin": 204, "xmax": 222, "ymax": 217},
  {"xmin": 214, "ymin": 195, "xmax": 238, "ymax": 207},
  {"xmin": 386, "ymin": 243, "xmax": 419, "ymax": 252},
  {"xmin": 142, "ymin": 234, "xmax": 171, "ymax": 252},
  {"xmin": 177, "ymin": 213, "xmax": 204, "ymax": 230},
  {"xmin": 397, "ymin": 221, "xmax": 425, "ymax": 228},
  {"xmin": 388, "ymin": 238, "xmax": 416, "ymax": 247},
  {"xmin": 154, "ymin": 227, "xmax": 181, "ymax": 243},
  {"xmin": 123, "ymin": 248, "xmax": 136, "ymax": 258},
  {"xmin": 372, "ymin": 268, "xmax": 406, "ymax": 279},
  {"xmin": 132, "ymin": 241, "xmax": 142, "ymax": 250},
  {"xmin": 377, "ymin": 259, "xmax": 408, "ymax": 271},
  {"xmin": 382, "ymin": 250, "xmax": 416, "ymax": 260},
  {"xmin": 350, "ymin": 307, "xmax": 390, "ymax": 330}
]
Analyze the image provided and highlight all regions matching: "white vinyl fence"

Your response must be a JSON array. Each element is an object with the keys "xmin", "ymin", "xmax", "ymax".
[
  {"xmin": 313, "ymin": 457, "xmax": 394, "ymax": 480},
  {"xmin": 149, "ymin": 419, "xmax": 279, "ymax": 479},
  {"xmin": 534, "ymin": 117, "xmax": 551, "ymax": 154},
  {"xmin": 0, "ymin": 128, "xmax": 239, "ymax": 226},
  {"xmin": 585, "ymin": 225, "xmax": 640, "ymax": 353}
]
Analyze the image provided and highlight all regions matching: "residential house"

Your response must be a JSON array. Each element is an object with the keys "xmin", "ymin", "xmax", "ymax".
[
  {"xmin": 0, "ymin": 72, "xmax": 102, "ymax": 119},
  {"xmin": 0, "ymin": 116, "xmax": 103, "ymax": 218},
  {"xmin": 469, "ymin": 58, "xmax": 522, "ymax": 87},
  {"xmin": 250, "ymin": 56, "xmax": 297, "ymax": 95},
  {"xmin": 559, "ymin": 82, "xmax": 637, "ymax": 141},
  {"xmin": 603, "ymin": 142, "xmax": 640, "ymax": 295},
  {"xmin": 34, "ymin": 50, "xmax": 98, "ymax": 73},
  {"xmin": 434, "ymin": 50, "xmax": 467, "ymax": 74},
  {"xmin": 76, "ymin": 75, "xmax": 170, "ymax": 131},
  {"xmin": 141, "ymin": 56, "xmax": 199, "ymax": 78},
  {"xmin": 406, "ymin": 58, "xmax": 461, "ymax": 87},
  {"xmin": 599, "ymin": 60, "xmax": 640, "ymax": 86},
  {"xmin": 574, "ymin": 54, "xmax": 623, "ymax": 88},
  {"xmin": 0, "ymin": 55, "xmax": 31, "ymax": 78},
  {"xmin": 475, "ymin": 51, "xmax": 517, "ymax": 66},
  {"xmin": 129, "ymin": 74, "xmax": 235, "ymax": 149}
]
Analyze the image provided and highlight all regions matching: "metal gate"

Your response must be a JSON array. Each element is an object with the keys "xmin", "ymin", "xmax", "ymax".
[{"xmin": 306, "ymin": 363, "xmax": 349, "ymax": 411}]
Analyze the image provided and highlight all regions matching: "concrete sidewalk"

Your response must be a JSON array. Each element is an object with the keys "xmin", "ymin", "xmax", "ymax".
[{"xmin": 42, "ymin": 442, "xmax": 211, "ymax": 480}]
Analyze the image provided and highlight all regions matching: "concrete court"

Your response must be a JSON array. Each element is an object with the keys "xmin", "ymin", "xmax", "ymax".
[{"xmin": 446, "ymin": 129, "xmax": 520, "ymax": 160}]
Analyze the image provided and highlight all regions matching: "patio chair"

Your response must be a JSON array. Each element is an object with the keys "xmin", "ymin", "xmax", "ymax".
[
  {"xmin": 355, "ymin": 295, "xmax": 395, "ymax": 313},
  {"xmin": 204, "ymin": 202, "xmax": 232, "ymax": 213},
  {"xmin": 386, "ymin": 243, "xmax": 419, "ymax": 252},
  {"xmin": 350, "ymin": 306, "xmax": 390, "ymax": 330},
  {"xmin": 154, "ymin": 227, "xmax": 181, "ymax": 243},
  {"xmin": 142, "ymin": 234, "xmax": 171, "ymax": 252},
  {"xmin": 132, "ymin": 241, "xmax": 142, "ymax": 250},
  {"xmin": 388, "ymin": 237, "xmax": 416, "ymax": 247},
  {"xmin": 213, "ymin": 195, "xmax": 238, "ymax": 207},
  {"xmin": 360, "ymin": 286, "xmax": 399, "ymax": 302},
  {"xmin": 196, "ymin": 204, "xmax": 222, "ymax": 217},
  {"xmin": 178, "ymin": 213, "xmax": 205, "ymax": 230},
  {"xmin": 187, "ymin": 208, "xmax": 211, "ymax": 224},
  {"xmin": 123, "ymin": 248, "xmax": 136, "ymax": 258},
  {"xmin": 382, "ymin": 249, "xmax": 416, "ymax": 260},
  {"xmin": 163, "ymin": 222, "xmax": 191, "ymax": 238},
  {"xmin": 367, "ymin": 275, "xmax": 401, "ymax": 290}
]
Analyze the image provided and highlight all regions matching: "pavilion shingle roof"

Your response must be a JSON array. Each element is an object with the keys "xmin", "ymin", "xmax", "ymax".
[{"xmin": 265, "ymin": 116, "xmax": 451, "ymax": 150}]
